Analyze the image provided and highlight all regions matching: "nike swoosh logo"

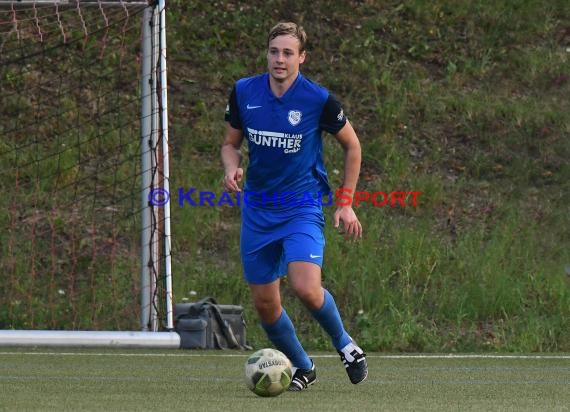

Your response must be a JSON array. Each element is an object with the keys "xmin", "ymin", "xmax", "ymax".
[
  {"xmin": 310, "ymin": 254, "xmax": 321, "ymax": 259},
  {"xmin": 246, "ymin": 104, "xmax": 262, "ymax": 109}
]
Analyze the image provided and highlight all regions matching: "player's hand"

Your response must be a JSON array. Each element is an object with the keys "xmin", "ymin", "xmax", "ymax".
[
  {"xmin": 333, "ymin": 205, "xmax": 362, "ymax": 240},
  {"xmin": 223, "ymin": 168, "xmax": 243, "ymax": 193}
]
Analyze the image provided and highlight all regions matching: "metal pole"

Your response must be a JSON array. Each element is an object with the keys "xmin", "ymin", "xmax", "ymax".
[
  {"xmin": 149, "ymin": 4, "xmax": 161, "ymax": 332},
  {"xmin": 0, "ymin": 1, "xmax": 148, "ymax": 5},
  {"xmin": 158, "ymin": 0, "xmax": 174, "ymax": 330},
  {"xmin": 0, "ymin": 330, "xmax": 180, "ymax": 348},
  {"xmin": 139, "ymin": 5, "xmax": 153, "ymax": 331}
]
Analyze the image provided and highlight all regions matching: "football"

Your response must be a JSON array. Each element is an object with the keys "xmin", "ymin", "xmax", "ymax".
[{"xmin": 244, "ymin": 348, "xmax": 292, "ymax": 397}]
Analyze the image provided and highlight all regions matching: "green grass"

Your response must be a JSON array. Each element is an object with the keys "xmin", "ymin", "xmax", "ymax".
[
  {"xmin": 1, "ymin": 1, "xmax": 570, "ymax": 351},
  {"xmin": 0, "ymin": 348, "xmax": 569, "ymax": 412},
  {"xmin": 165, "ymin": 0, "xmax": 570, "ymax": 352}
]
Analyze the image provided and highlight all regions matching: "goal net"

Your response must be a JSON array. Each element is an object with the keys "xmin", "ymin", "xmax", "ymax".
[{"xmin": 0, "ymin": 0, "xmax": 172, "ymax": 332}]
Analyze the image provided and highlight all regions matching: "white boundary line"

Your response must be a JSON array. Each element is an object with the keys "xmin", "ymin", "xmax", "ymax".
[{"xmin": 0, "ymin": 352, "xmax": 569, "ymax": 359}]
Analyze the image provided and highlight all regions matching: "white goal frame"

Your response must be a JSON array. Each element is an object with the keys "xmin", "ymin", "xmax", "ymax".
[
  {"xmin": 0, "ymin": 0, "xmax": 176, "ymax": 347},
  {"xmin": 140, "ymin": 0, "xmax": 174, "ymax": 333}
]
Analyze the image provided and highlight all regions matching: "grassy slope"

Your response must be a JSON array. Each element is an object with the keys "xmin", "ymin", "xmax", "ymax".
[
  {"xmin": 1, "ymin": 1, "xmax": 568, "ymax": 351},
  {"xmin": 165, "ymin": 0, "xmax": 570, "ymax": 352}
]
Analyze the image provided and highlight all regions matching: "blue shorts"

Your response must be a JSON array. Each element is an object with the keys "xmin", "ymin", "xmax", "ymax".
[{"xmin": 240, "ymin": 204, "xmax": 325, "ymax": 285}]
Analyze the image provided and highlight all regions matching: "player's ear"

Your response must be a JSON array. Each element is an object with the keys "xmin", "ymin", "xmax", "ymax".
[{"xmin": 299, "ymin": 50, "xmax": 306, "ymax": 64}]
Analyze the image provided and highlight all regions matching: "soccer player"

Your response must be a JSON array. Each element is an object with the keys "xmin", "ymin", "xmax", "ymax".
[{"xmin": 221, "ymin": 22, "xmax": 368, "ymax": 390}]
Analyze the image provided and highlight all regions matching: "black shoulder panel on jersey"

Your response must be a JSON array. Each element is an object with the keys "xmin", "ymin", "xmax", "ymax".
[
  {"xmin": 225, "ymin": 85, "xmax": 242, "ymax": 130},
  {"xmin": 319, "ymin": 94, "xmax": 347, "ymax": 135}
]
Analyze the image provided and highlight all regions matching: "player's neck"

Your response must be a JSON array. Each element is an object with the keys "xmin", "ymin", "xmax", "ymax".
[{"xmin": 269, "ymin": 72, "xmax": 298, "ymax": 98}]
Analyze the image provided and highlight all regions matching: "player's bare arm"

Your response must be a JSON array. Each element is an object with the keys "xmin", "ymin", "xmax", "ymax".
[
  {"xmin": 221, "ymin": 124, "xmax": 244, "ymax": 192},
  {"xmin": 333, "ymin": 120, "xmax": 363, "ymax": 240}
]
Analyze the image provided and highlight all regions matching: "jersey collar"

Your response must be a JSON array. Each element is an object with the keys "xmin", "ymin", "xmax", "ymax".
[{"xmin": 266, "ymin": 72, "xmax": 304, "ymax": 103}]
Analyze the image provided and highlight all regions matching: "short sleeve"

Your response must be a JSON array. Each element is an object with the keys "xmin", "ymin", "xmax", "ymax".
[
  {"xmin": 224, "ymin": 85, "xmax": 242, "ymax": 130},
  {"xmin": 319, "ymin": 94, "xmax": 347, "ymax": 135}
]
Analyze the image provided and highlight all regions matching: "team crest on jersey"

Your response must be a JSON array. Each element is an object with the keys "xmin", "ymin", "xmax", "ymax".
[{"xmin": 288, "ymin": 110, "xmax": 302, "ymax": 126}]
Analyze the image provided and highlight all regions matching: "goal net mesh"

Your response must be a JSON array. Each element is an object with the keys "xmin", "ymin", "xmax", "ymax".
[{"xmin": 0, "ymin": 1, "xmax": 153, "ymax": 330}]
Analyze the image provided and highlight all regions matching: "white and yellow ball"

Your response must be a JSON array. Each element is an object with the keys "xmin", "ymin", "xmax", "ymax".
[{"xmin": 244, "ymin": 348, "xmax": 292, "ymax": 397}]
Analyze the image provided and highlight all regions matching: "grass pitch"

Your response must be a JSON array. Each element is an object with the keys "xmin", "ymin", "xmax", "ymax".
[{"xmin": 0, "ymin": 348, "xmax": 568, "ymax": 412}]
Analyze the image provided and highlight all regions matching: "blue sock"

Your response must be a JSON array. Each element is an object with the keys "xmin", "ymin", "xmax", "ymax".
[
  {"xmin": 309, "ymin": 288, "xmax": 352, "ymax": 350},
  {"xmin": 261, "ymin": 308, "xmax": 312, "ymax": 370}
]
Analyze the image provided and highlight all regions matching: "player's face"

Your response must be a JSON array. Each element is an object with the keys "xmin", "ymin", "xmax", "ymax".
[{"xmin": 267, "ymin": 35, "xmax": 306, "ymax": 84}]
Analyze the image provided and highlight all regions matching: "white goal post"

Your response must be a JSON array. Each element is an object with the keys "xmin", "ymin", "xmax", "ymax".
[
  {"xmin": 140, "ymin": 0, "xmax": 174, "ymax": 333},
  {"xmin": 0, "ymin": 0, "xmax": 175, "ymax": 346}
]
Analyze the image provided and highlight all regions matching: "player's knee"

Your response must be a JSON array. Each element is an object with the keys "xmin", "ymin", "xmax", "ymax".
[
  {"xmin": 293, "ymin": 286, "xmax": 322, "ymax": 311},
  {"xmin": 253, "ymin": 298, "xmax": 281, "ymax": 322},
  {"xmin": 253, "ymin": 297, "xmax": 277, "ymax": 312}
]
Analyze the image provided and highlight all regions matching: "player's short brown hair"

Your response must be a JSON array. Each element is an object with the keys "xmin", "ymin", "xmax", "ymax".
[{"xmin": 267, "ymin": 22, "xmax": 307, "ymax": 52}]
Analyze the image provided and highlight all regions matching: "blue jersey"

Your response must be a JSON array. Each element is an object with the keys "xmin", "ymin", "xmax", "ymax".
[{"xmin": 225, "ymin": 72, "xmax": 347, "ymax": 209}]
